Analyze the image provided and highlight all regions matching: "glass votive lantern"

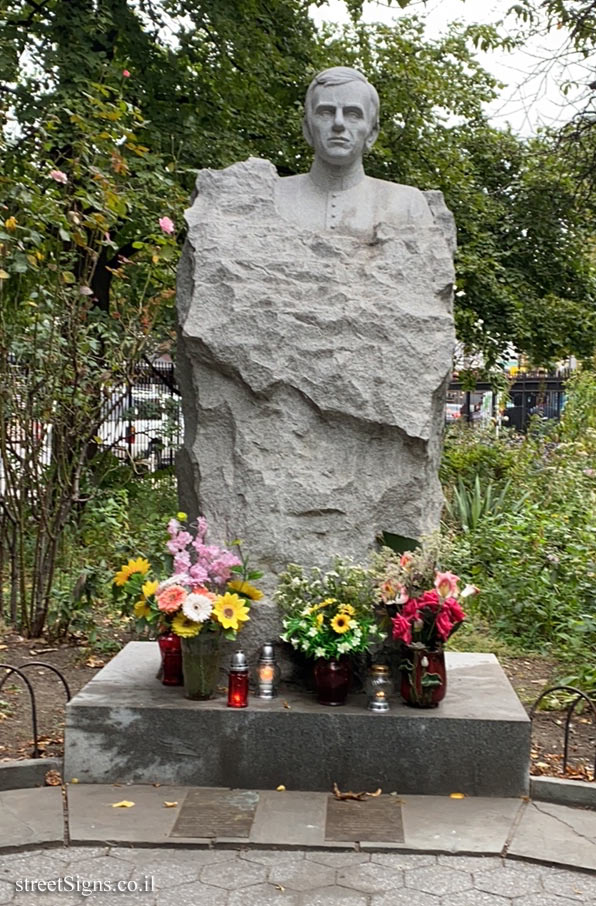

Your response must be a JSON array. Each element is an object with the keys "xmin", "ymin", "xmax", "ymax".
[
  {"xmin": 366, "ymin": 664, "xmax": 392, "ymax": 712},
  {"xmin": 256, "ymin": 642, "xmax": 280, "ymax": 700},
  {"xmin": 227, "ymin": 650, "xmax": 249, "ymax": 708}
]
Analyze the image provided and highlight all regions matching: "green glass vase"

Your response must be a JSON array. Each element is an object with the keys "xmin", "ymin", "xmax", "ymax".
[{"xmin": 181, "ymin": 630, "xmax": 221, "ymax": 700}]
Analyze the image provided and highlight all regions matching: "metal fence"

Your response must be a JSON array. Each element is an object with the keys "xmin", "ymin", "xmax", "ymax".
[{"xmin": 99, "ymin": 360, "xmax": 182, "ymax": 470}]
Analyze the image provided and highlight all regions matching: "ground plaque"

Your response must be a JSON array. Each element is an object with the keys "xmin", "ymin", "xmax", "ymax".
[
  {"xmin": 325, "ymin": 795, "xmax": 405, "ymax": 843},
  {"xmin": 170, "ymin": 788, "xmax": 259, "ymax": 838}
]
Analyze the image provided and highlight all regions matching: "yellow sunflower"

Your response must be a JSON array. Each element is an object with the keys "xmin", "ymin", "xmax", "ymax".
[
  {"xmin": 133, "ymin": 600, "xmax": 151, "ymax": 619},
  {"xmin": 171, "ymin": 613, "xmax": 202, "ymax": 638},
  {"xmin": 114, "ymin": 557, "xmax": 150, "ymax": 586},
  {"xmin": 338, "ymin": 604, "xmax": 356, "ymax": 616},
  {"xmin": 330, "ymin": 613, "xmax": 351, "ymax": 634},
  {"xmin": 142, "ymin": 579, "xmax": 159, "ymax": 599},
  {"xmin": 227, "ymin": 579, "xmax": 263, "ymax": 601},
  {"xmin": 212, "ymin": 593, "xmax": 250, "ymax": 631}
]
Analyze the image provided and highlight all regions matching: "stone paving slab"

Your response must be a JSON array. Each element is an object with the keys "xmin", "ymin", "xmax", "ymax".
[
  {"xmin": 67, "ymin": 784, "xmax": 204, "ymax": 845},
  {"xmin": 0, "ymin": 788, "xmax": 63, "ymax": 850},
  {"xmin": 250, "ymin": 791, "xmax": 327, "ymax": 846},
  {"xmin": 397, "ymin": 795, "xmax": 523, "ymax": 855},
  {"xmin": 508, "ymin": 800, "xmax": 596, "ymax": 871}
]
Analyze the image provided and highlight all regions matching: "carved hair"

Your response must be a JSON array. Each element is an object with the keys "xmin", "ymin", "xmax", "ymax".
[{"xmin": 304, "ymin": 67, "xmax": 380, "ymax": 129}]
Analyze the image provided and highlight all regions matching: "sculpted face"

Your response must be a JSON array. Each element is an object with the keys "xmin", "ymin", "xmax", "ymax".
[{"xmin": 305, "ymin": 80, "xmax": 378, "ymax": 168}]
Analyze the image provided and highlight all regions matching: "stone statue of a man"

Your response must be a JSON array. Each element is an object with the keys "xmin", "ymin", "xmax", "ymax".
[
  {"xmin": 276, "ymin": 67, "xmax": 434, "ymax": 238},
  {"xmin": 176, "ymin": 66, "xmax": 456, "ymax": 625}
]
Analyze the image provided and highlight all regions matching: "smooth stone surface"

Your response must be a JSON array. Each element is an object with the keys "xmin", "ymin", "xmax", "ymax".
[
  {"xmin": 67, "ymin": 784, "xmax": 197, "ymax": 845},
  {"xmin": 176, "ymin": 157, "xmax": 455, "ymax": 625},
  {"xmin": 398, "ymin": 796, "xmax": 523, "ymax": 855},
  {"xmin": 64, "ymin": 645, "xmax": 530, "ymax": 797},
  {"xmin": 250, "ymin": 791, "xmax": 326, "ymax": 846},
  {"xmin": 0, "ymin": 757, "xmax": 63, "ymax": 792},
  {"xmin": 508, "ymin": 801, "xmax": 596, "ymax": 870},
  {"xmin": 0, "ymin": 787, "xmax": 63, "ymax": 849},
  {"xmin": 530, "ymin": 776, "xmax": 596, "ymax": 810}
]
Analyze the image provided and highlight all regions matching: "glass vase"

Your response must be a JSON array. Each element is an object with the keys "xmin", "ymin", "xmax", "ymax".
[
  {"xmin": 181, "ymin": 631, "xmax": 221, "ymax": 700},
  {"xmin": 313, "ymin": 657, "xmax": 351, "ymax": 706},
  {"xmin": 157, "ymin": 632, "xmax": 183, "ymax": 686},
  {"xmin": 400, "ymin": 646, "xmax": 446, "ymax": 708}
]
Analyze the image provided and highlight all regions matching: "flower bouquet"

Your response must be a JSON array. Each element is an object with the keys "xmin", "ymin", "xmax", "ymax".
[
  {"xmin": 113, "ymin": 513, "xmax": 262, "ymax": 698},
  {"xmin": 373, "ymin": 539, "xmax": 476, "ymax": 707},
  {"xmin": 276, "ymin": 559, "xmax": 383, "ymax": 705}
]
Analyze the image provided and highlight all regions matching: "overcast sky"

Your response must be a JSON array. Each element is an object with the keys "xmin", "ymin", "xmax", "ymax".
[{"xmin": 309, "ymin": 0, "xmax": 590, "ymax": 135}]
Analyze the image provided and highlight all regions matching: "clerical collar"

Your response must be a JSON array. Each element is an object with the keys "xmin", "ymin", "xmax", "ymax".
[{"xmin": 308, "ymin": 159, "xmax": 366, "ymax": 192}]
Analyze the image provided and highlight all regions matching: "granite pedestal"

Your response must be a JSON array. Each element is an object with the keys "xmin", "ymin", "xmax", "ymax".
[{"xmin": 64, "ymin": 643, "xmax": 530, "ymax": 797}]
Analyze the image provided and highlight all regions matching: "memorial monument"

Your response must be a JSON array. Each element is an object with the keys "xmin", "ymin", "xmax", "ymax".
[{"xmin": 176, "ymin": 67, "xmax": 456, "ymax": 626}]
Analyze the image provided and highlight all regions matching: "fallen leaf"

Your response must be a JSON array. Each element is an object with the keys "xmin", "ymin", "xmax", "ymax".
[
  {"xmin": 282, "ymin": 701, "xmax": 291, "ymax": 710},
  {"xmin": 274, "ymin": 885, "xmax": 285, "ymax": 892},
  {"xmin": 45, "ymin": 769, "xmax": 62, "ymax": 786},
  {"xmin": 0, "ymin": 645, "xmax": 7, "ymax": 650},
  {"xmin": 276, "ymin": 784, "xmax": 286, "ymax": 791},
  {"xmin": 85, "ymin": 656, "xmax": 105, "ymax": 668},
  {"xmin": 70, "ymin": 778, "xmax": 79, "ymax": 784},
  {"xmin": 163, "ymin": 801, "xmax": 178, "ymax": 808},
  {"xmin": 333, "ymin": 782, "xmax": 382, "ymax": 801},
  {"xmin": 152, "ymin": 782, "xmax": 161, "ymax": 788},
  {"xmin": 111, "ymin": 800, "xmax": 135, "ymax": 808},
  {"xmin": 449, "ymin": 793, "xmax": 466, "ymax": 799}
]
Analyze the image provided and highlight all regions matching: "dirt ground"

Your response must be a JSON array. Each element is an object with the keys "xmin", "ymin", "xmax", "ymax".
[{"xmin": 0, "ymin": 634, "xmax": 594, "ymax": 783}]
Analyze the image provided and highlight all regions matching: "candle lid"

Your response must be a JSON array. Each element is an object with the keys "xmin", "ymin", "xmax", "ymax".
[
  {"xmin": 260, "ymin": 642, "xmax": 275, "ymax": 661},
  {"xmin": 230, "ymin": 650, "xmax": 249, "ymax": 672}
]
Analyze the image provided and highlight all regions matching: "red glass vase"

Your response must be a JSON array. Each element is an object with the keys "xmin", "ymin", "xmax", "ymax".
[
  {"xmin": 313, "ymin": 657, "xmax": 351, "ymax": 706},
  {"xmin": 157, "ymin": 632, "xmax": 183, "ymax": 686},
  {"xmin": 400, "ymin": 646, "xmax": 446, "ymax": 708}
]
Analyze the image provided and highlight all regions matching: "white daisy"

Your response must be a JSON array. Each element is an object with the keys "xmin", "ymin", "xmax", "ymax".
[{"xmin": 182, "ymin": 593, "xmax": 213, "ymax": 623}]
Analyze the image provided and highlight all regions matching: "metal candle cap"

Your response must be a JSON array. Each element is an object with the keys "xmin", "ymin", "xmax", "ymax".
[
  {"xmin": 259, "ymin": 642, "xmax": 275, "ymax": 662},
  {"xmin": 230, "ymin": 650, "xmax": 249, "ymax": 672}
]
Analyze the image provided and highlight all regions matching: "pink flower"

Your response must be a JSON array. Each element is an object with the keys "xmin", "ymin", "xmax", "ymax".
[
  {"xmin": 416, "ymin": 590, "xmax": 441, "ymax": 611},
  {"xmin": 167, "ymin": 531, "xmax": 193, "ymax": 554},
  {"xmin": 399, "ymin": 552, "xmax": 413, "ymax": 569},
  {"xmin": 391, "ymin": 614, "xmax": 412, "ymax": 645},
  {"xmin": 435, "ymin": 609, "xmax": 454, "ymax": 641},
  {"xmin": 156, "ymin": 584, "xmax": 187, "ymax": 613},
  {"xmin": 159, "ymin": 216, "xmax": 175, "ymax": 235},
  {"xmin": 50, "ymin": 169, "xmax": 68, "ymax": 184},
  {"xmin": 446, "ymin": 597, "xmax": 466, "ymax": 624},
  {"xmin": 379, "ymin": 578, "xmax": 399, "ymax": 603},
  {"xmin": 189, "ymin": 562, "xmax": 209, "ymax": 585},
  {"xmin": 167, "ymin": 518, "xmax": 181, "ymax": 537},
  {"xmin": 173, "ymin": 550, "xmax": 191, "ymax": 573},
  {"xmin": 460, "ymin": 584, "xmax": 479, "ymax": 600},
  {"xmin": 402, "ymin": 599, "xmax": 419, "ymax": 620},
  {"xmin": 434, "ymin": 571, "xmax": 460, "ymax": 599},
  {"xmin": 122, "ymin": 69, "xmax": 130, "ymax": 78}
]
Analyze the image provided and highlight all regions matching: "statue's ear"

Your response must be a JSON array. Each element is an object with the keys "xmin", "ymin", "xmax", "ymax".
[
  {"xmin": 365, "ymin": 122, "xmax": 379, "ymax": 152},
  {"xmin": 303, "ymin": 116, "xmax": 314, "ymax": 148}
]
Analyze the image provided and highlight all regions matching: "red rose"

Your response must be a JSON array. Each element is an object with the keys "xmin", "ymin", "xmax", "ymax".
[
  {"xmin": 391, "ymin": 614, "xmax": 412, "ymax": 645},
  {"xmin": 446, "ymin": 597, "xmax": 466, "ymax": 623},
  {"xmin": 416, "ymin": 589, "xmax": 440, "ymax": 611},
  {"xmin": 402, "ymin": 599, "xmax": 419, "ymax": 619},
  {"xmin": 435, "ymin": 609, "xmax": 454, "ymax": 641}
]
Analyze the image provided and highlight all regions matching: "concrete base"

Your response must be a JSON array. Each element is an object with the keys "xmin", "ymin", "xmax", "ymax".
[{"xmin": 64, "ymin": 643, "xmax": 530, "ymax": 797}]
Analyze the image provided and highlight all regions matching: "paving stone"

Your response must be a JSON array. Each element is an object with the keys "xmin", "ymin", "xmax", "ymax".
[
  {"xmin": 67, "ymin": 784, "xmax": 187, "ymax": 845},
  {"xmin": 405, "ymin": 865, "xmax": 473, "ymax": 896},
  {"xmin": 442, "ymin": 891, "xmax": 510, "ymax": 906},
  {"xmin": 337, "ymin": 862, "xmax": 405, "ymax": 894},
  {"xmin": 60, "ymin": 855, "xmax": 134, "ymax": 884},
  {"xmin": 401, "ymin": 796, "xmax": 522, "ymax": 855},
  {"xmin": 0, "ymin": 880, "xmax": 13, "ymax": 904},
  {"xmin": 0, "ymin": 851, "xmax": 65, "ymax": 882},
  {"xmin": 13, "ymin": 893, "xmax": 84, "ymax": 906},
  {"xmin": 201, "ymin": 858, "xmax": 266, "ymax": 889},
  {"xmin": 251, "ymin": 793, "xmax": 326, "ymax": 847},
  {"xmin": 300, "ymin": 885, "xmax": 368, "ymax": 906},
  {"xmin": 474, "ymin": 866, "xmax": 543, "ymax": 898},
  {"xmin": 111, "ymin": 846, "xmax": 234, "ymax": 868},
  {"xmin": 64, "ymin": 846, "xmax": 110, "ymax": 861},
  {"xmin": 371, "ymin": 853, "xmax": 437, "ymax": 869},
  {"xmin": 228, "ymin": 882, "xmax": 300, "ymax": 905},
  {"xmin": 371, "ymin": 890, "xmax": 440, "ymax": 906},
  {"xmin": 0, "ymin": 788, "xmax": 64, "ymax": 849},
  {"xmin": 542, "ymin": 868, "xmax": 596, "ymax": 902},
  {"xmin": 242, "ymin": 851, "xmax": 307, "ymax": 866},
  {"xmin": 305, "ymin": 852, "xmax": 369, "ymax": 868},
  {"xmin": 156, "ymin": 881, "xmax": 228, "ymax": 906},
  {"xmin": 269, "ymin": 862, "xmax": 336, "ymax": 892},
  {"xmin": 513, "ymin": 895, "xmax": 581, "ymax": 906},
  {"xmin": 437, "ymin": 855, "xmax": 502, "ymax": 873},
  {"xmin": 508, "ymin": 803, "xmax": 596, "ymax": 872}
]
